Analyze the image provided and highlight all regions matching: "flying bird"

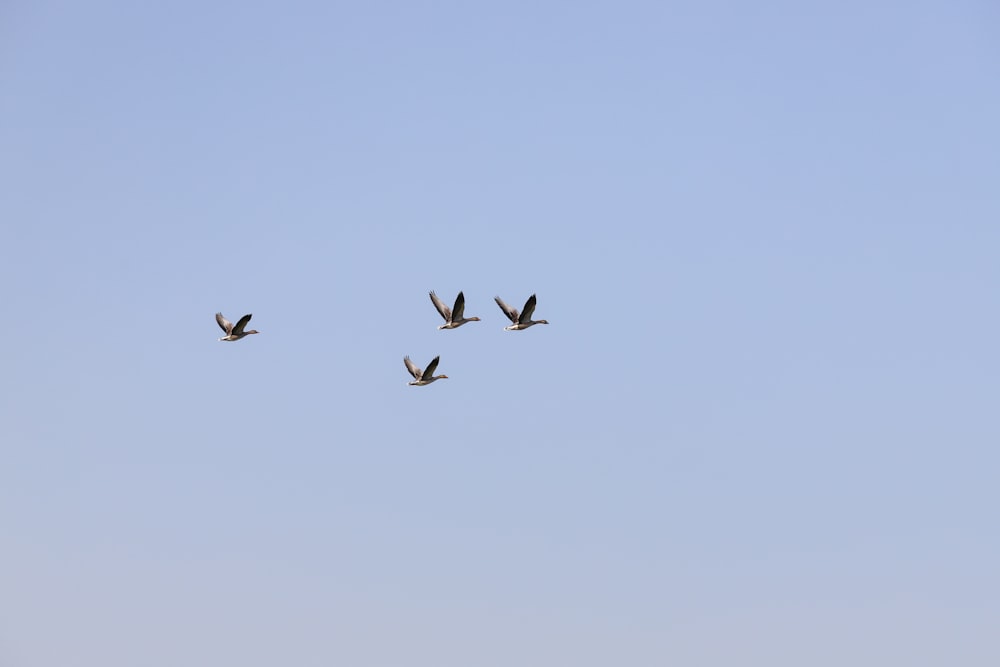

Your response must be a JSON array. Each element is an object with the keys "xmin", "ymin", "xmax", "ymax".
[
  {"xmin": 494, "ymin": 294, "xmax": 549, "ymax": 331},
  {"xmin": 429, "ymin": 290, "xmax": 481, "ymax": 329},
  {"xmin": 404, "ymin": 355, "xmax": 449, "ymax": 386},
  {"xmin": 216, "ymin": 312, "xmax": 260, "ymax": 341}
]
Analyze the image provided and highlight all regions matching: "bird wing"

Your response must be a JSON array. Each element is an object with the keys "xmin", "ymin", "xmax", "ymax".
[
  {"xmin": 519, "ymin": 294, "xmax": 537, "ymax": 323},
  {"xmin": 404, "ymin": 356, "xmax": 422, "ymax": 379},
  {"xmin": 451, "ymin": 291, "xmax": 466, "ymax": 320},
  {"xmin": 429, "ymin": 291, "xmax": 451, "ymax": 322},
  {"xmin": 494, "ymin": 296, "xmax": 519, "ymax": 323},
  {"xmin": 233, "ymin": 313, "xmax": 253, "ymax": 335},
  {"xmin": 216, "ymin": 312, "xmax": 233, "ymax": 334},
  {"xmin": 422, "ymin": 355, "xmax": 441, "ymax": 380}
]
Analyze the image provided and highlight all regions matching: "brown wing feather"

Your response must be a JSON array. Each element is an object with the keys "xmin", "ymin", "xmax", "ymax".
[
  {"xmin": 233, "ymin": 313, "xmax": 253, "ymax": 335},
  {"xmin": 404, "ymin": 356, "xmax": 422, "ymax": 379},
  {"xmin": 429, "ymin": 291, "xmax": 451, "ymax": 322},
  {"xmin": 216, "ymin": 312, "xmax": 233, "ymax": 334},
  {"xmin": 422, "ymin": 355, "xmax": 441, "ymax": 380},
  {"xmin": 494, "ymin": 296, "xmax": 519, "ymax": 323},
  {"xmin": 452, "ymin": 292, "xmax": 466, "ymax": 320},
  {"xmin": 519, "ymin": 294, "xmax": 537, "ymax": 323}
]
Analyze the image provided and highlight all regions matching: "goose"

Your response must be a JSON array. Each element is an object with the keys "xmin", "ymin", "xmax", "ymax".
[
  {"xmin": 494, "ymin": 294, "xmax": 549, "ymax": 331},
  {"xmin": 404, "ymin": 355, "xmax": 448, "ymax": 386},
  {"xmin": 429, "ymin": 290, "xmax": 481, "ymax": 329},
  {"xmin": 216, "ymin": 312, "xmax": 260, "ymax": 342}
]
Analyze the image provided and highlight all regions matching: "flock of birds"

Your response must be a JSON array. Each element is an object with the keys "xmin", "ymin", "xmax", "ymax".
[{"xmin": 215, "ymin": 291, "xmax": 549, "ymax": 387}]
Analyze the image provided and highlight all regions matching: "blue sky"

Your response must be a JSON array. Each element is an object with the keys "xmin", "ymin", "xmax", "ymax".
[{"xmin": 2, "ymin": 1, "xmax": 999, "ymax": 665}]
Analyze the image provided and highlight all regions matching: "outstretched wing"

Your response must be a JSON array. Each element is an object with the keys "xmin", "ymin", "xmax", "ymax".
[
  {"xmin": 429, "ymin": 291, "xmax": 451, "ymax": 322},
  {"xmin": 494, "ymin": 296, "xmax": 519, "ymax": 323},
  {"xmin": 233, "ymin": 313, "xmax": 253, "ymax": 335},
  {"xmin": 422, "ymin": 355, "xmax": 441, "ymax": 380},
  {"xmin": 519, "ymin": 294, "xmax": 537, "ymax": 324},
  {"xmin": 404, "ymin": 356, "xmax": 422, "ymax": 379},
  {"xmin": 216, "ymin": 312, "xmax": 233, "ymax": 334},
  {"xmin": 451, "ymin": 291, "xmax": 466, "ymax": 320}
]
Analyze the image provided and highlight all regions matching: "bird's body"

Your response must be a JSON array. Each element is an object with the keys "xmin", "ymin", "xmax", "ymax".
[
  {"xmin": 404, "ymin": 355, "xmax": 449, "ymax": 386},
  {"xmin": 216, "ymin": 312, "xmax": 260, "ymax": 341},
  {"xmin": 429, "ymin": 290, "xmax": 481, "ymax": 329},
  {"xmin": 494, "ymin": 294, "xmax": 549, "ymax": 331}
]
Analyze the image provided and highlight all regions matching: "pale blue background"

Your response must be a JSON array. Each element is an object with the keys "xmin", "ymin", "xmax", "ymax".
[{"xmin": 2, "ymin": 1, "xmax": 999, "ymax": 665}]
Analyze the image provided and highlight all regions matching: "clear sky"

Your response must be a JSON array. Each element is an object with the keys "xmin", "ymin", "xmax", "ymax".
[{"xmin": 2, "ymin": 1, "xmax": 999, "ymax": 665}]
